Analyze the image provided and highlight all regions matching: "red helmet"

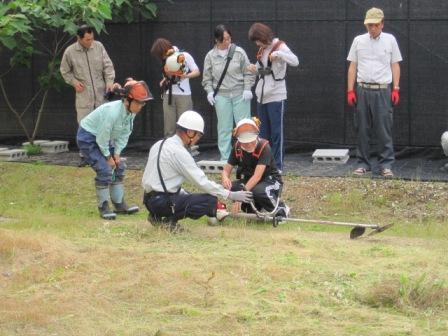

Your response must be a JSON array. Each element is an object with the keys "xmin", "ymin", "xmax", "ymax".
[{"xmin": 124, "ymin": 80, "xmax": 153, "ymax": 101}]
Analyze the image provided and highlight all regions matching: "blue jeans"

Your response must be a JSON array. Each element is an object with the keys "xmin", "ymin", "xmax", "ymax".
[
  {"xmin": 76, "ymin": 127, "xmax": 126, "ymax": 186},
  {"xmin": 257, "ymin": 100, "xmax": 286, "ymax": 171}
]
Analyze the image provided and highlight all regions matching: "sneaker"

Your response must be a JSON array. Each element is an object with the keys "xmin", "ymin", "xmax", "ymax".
[
  {"xmin": 276, "ymin": 204, "xmax": 290, "ymax": 218},
  {"xmin": 98, "ymin": 201, "xmax": 116, "ymax": 220},
  {"xmin": 216, "ymin": 209, "xmax": 230, "ymax": 221},
  {"xmin": 113, "ymin": 201, "xmax": 139, "ymax": 214},
  {"xmin": 208, "ymin": 201, "xmax": 229, "ymax": 226}
]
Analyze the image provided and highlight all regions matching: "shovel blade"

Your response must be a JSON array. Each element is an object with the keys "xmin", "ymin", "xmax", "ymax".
[{"xmin": 350, "ymin": 226, "xmax": 366, "ymax": 239}]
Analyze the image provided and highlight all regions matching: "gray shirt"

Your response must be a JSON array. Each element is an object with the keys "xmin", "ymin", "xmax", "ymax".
[
  {"xmin": 60, "ymin": 40, "xmax": 115, "ymax": 122},
  {"xmin": 202, "ymin": 45, "xmax": 255, "ymax": 97}
]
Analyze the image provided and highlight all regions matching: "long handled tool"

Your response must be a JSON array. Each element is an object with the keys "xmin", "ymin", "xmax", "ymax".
[{"xmin": 230, "ymin": 212, "xmax": 393, "ymax": 239}]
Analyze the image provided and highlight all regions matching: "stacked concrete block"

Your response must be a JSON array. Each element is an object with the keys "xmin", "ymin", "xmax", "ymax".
[
  {"xmin": 40, "ymin": 140, "xmax": 69, "ymax": 154},
  {"xmin": 0, "ymin": 149, "xmax": 28, "ymax": 161},
  {"xmin": 312, "ymin": 149, "xmax": 350, "ymax": 164},
  {"xmin": 197, "ymin": 160, "xmax": 226, "ymax": 173}
]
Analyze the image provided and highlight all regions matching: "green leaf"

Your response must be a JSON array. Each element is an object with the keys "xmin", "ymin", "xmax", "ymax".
[
  {"xmin": 0, "ymin": 36, "xmax": 17, "ymax": 49},
  {"xmin": 143, "ymin": 3, "xmax": 157, "ymax": 17},
  {"xmin": 97, "ymin": 2, "xmax": 112, "ymax": 20}
]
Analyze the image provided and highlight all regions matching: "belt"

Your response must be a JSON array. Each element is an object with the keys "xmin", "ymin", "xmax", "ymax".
[
  {"xmin": 358, "ymin": 83, "xmax": 389, "ymax": 90},
  {"xmin": 145, "ymin": 190, "xmax": 177, "ymax": 198}
]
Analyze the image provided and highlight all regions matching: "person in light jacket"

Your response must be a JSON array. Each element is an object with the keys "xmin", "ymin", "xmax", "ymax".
[
  {"xmin": 77, "ymin": 79, "xmax": 153, "ymax": 220},
  {"xmin": 202, "ymin": 24, "xmax": 255, "ymax": 161},
  {"xmin": 248, "ymin": 22, "xmax": 299, "ymax": 173}
]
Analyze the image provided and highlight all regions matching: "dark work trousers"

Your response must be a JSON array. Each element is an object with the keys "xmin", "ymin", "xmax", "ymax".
[
  {"xmin": 76, "ymin": 127, "xmax": 125, "ymax": 186},
  {"xmin": 231, "ymin": 178, "xmax": 282, "ymax": 212},
  {"xmin": 257, "ymin": 100, "xmax": 286, "ymax": 171},
  {"xmin": 143, "ymin": 190, "xmax": 218, "ymax": 221},
  {"xmin": 355, "ymin": 85, "xmax": 394, "ymax": 170}
]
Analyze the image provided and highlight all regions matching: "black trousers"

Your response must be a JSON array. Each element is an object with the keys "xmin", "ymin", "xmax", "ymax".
[
  {"xmin": 231, "ymin": 178, "xmax": 282, "ymax": 212},
  {"xmin": 143, "ymin": 189, "xmax": 217, "ymax": 221}
]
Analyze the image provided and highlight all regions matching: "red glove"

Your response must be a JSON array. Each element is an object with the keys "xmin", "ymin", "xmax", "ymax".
[
  {"xmin": 391, "ymin": 89, "xmax": 400, "ymax": 106},
  {"xmin": 347, "ymin": 90, "xmax": 357, "ymax": 106}
]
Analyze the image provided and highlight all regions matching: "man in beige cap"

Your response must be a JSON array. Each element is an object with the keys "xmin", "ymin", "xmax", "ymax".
[{"xmin": 346, "ymin": 7, "xmax": 402, "ymax": 178}]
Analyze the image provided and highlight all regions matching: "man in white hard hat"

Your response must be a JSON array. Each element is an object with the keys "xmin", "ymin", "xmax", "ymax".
[
  {"xmin": 347, "ymin": 7, "xmax": 402, "ymax": 178},
  {"xmin": 142, "ymin": 110, "xmax": 253, "ymax": 231}
]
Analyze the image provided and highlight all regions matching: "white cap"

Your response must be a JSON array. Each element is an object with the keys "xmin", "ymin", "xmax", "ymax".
[
  {"xmin": 238, "ymin": 132, "xmax": 258, "ymax": 143},
  {"xmin": 235, "ymin": 118, "xmax": 259, "ymax": 143}
]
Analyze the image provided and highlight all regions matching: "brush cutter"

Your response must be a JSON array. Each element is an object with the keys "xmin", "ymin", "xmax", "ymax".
[
  {"xmin": 230, "ymin": 184, "xmax": 392, "ymax": 239},
  {"xmin": 230, "ymin": 211, "xmax": 393, "ymax": 239}
]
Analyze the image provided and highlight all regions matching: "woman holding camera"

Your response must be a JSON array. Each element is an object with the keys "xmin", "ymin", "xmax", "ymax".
[{"xmin": 247, "ymin": 23, "xmax": 299, "ymax": 173}]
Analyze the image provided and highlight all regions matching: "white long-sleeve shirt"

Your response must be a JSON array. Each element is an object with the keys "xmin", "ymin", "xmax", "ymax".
[
  {"xmin": 142, "ymin": 135, "xmax": 230, "ymax": 198},
  {"xmin": 255, "ymin": 38, "xmax": 299, "ymax": 104}
]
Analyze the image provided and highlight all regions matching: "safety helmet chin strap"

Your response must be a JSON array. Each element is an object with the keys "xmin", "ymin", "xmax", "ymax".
[
  {"xmin": 186, "ymin": 130, "xmax": 198, "ymax": 146},
  {"xmin": 124, "ymin": 98, "xmax": 133, "ymax": 113}
]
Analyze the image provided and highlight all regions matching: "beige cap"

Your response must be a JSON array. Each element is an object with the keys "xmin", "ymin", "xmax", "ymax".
[{"xmin": 364, "ymin": 7, "xmax": 384, "ymax": 24}]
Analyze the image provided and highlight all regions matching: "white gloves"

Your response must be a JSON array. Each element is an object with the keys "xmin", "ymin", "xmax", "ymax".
[
  {"xmin": 242, "ymin": 90, "xmax": 253, "ymax": 101},
  {"xmin": 207, "ymin": 92, "xmax": 216, "ymax": 106},
  {"xmin": 228, "ymin": 190, "xmax": 253, "ymax": 203}
]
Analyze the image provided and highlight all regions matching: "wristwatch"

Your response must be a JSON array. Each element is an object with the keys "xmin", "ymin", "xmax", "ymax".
[{"xmin": 393, "ymin": 86, "xmax": 400, "ymax": 90}]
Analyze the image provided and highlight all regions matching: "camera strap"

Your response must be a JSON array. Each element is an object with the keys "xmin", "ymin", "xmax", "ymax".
[{"xmin": 213, "ymin": 43, "xmax": 236, "ymax": 98}]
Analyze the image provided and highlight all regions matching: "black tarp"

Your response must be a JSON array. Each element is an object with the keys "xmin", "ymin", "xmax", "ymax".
[{"xmin": 1, "ymin": 0, "xmax": 448, "ymax": 148}]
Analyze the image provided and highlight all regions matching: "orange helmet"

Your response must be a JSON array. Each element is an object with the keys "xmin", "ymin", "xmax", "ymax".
[{"xmin": 124, "ymin": 79, "xmax": 153, "ymax": 101}]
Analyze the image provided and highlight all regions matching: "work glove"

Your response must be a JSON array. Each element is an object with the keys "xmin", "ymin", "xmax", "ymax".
[
  {"xmin": 207, "ymin": 92, "xmax": 216, "ymax": 106},
  {"xmin": 228, "ymin": 190, "xmax": 253, "ymax": 203},
  {"xmin": 242, "ymin": 90, "xmax": 253, "ymax": 101},
  {"xmin": 391, "ymin": 88, "xmax": 400, "ymax": 106},
  {"xmin": 347, "ymin": 90, "xmax": 357, "ymax": 106}
]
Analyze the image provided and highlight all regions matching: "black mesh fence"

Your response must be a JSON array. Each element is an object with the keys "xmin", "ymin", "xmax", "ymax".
[{"xmin": 1, "ymin": 0, "xmax": 448, "ymax": 148}]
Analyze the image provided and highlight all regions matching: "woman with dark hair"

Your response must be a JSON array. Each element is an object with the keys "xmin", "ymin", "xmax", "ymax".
[
  {"xmin": 150, "ymin": 38, "xmax": 200, "ymax": 136},
  {"xmin": 248, "ymin": 22, "xmax": 299, "ymax": 173},
  {"xmin": 202, "ymin": 24, "xmax": 255, "ymax": 161}
]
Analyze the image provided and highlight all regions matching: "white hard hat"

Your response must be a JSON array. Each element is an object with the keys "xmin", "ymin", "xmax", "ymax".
[
  {"xmin": 177, "ymin": 110, "xmax": 204, "ymax": 134},
  {"xmin": 234, "ymin": 118, "xmax": 259, "ymax": 143},
  {"xmin": 441, "ymin": 131, "xmax": 448, "ymax": 156},
  {"xmin": 164, "ymin": 51, "xmax": 186, "ymax": 75}
]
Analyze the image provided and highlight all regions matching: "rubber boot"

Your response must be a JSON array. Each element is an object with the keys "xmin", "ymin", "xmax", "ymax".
[
  {"xmin": 96, "ymin": 185, "xmax": 116, "ymax": 220},
  {"xmin": 110, "ymin": 182, "xmax": 139, "ymax": 214}
]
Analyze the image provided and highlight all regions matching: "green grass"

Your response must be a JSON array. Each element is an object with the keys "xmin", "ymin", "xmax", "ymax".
[{"xmin": 0, "ymin": 162, "xmax": 447, "ymax": 335}]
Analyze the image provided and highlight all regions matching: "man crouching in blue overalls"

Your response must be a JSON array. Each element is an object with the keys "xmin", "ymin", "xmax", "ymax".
[{"xmin": 77, "ymin": 79, "xmax": 153, "ymax": 219}]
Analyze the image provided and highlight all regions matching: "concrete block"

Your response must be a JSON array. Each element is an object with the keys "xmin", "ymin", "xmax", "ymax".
[
  {"xmin": 197, "ymin": 160, "xmax": 226, "ymax": 173},
  {"xmin": 22, "ymin": 140, "xmax": 51, "ymax": 146},
  {"xmin": 0, "ymin": 149, "xmax": 28, "ymax": 161},
  {"xmin": 312, "ymin": 149, "xmax": 349, "ymax": 164},
  {"xmin": 40, "ymin": 140, "xmax": 69, "ymax": 153}
]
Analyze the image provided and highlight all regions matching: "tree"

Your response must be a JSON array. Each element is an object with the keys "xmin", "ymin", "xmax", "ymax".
[{"xmin": 0, "ymin": 0, "xmax": 158, "ymax": 143}]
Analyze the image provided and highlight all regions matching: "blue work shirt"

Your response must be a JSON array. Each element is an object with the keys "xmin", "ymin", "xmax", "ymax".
[{"xmin": 80, "ymin": 100, "xmax": 134, "ymax": 157}]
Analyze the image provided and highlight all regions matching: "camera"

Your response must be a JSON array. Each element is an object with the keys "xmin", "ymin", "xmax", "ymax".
[{"xmin": 258, "ymin": 67, "xmax": 273, "ymax": 76}]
